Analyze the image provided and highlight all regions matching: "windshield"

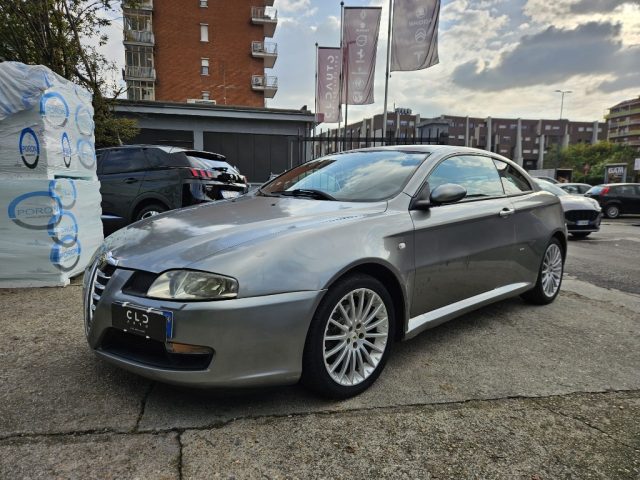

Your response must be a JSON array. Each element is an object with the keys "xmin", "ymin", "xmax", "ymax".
[
  {"xmin": 260, "ymin": 151, "xmax": 428, "ymax": 202},
  {"xmin": 536, "ymin": 179, "xmax": 568, "ymax": 196},
  {"xmin": 186, "ymin": 156, "xmax": 239, "ymax": 174}
]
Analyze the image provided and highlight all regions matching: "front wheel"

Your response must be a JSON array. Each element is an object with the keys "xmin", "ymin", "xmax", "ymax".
[
  {"xmin": 521, "ymin": 238, "xmax": 565, "ymax": 305},
  {"xmin": 301, "ymin": 274, "xmax": 395, "ymax": 399}
]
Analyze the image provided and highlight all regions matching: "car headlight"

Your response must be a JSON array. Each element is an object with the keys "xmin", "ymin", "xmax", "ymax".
[
  {"xmin": 588, "ymin": 198, "xmax": 601, "ymax": 210},
  {"xmin": 147, "ymin": 270, "xmax": 238, "ymax": 300}
]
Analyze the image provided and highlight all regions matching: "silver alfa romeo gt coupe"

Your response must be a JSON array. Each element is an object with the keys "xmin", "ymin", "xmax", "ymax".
[{"xmin": 84, "ymin": 145, "xmax": 567, "ymax": 398}]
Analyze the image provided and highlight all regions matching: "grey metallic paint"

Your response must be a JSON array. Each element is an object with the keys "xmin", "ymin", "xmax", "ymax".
[{"xmin": 86, "ymin": 146, "xmax": 567, "ymax": 388}]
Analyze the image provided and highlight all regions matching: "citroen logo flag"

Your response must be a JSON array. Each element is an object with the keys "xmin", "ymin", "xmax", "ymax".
[
  {"xmin": 341, "ymin": 7, "xmax": 382, "ymax": 105},
  {"xmin": 316, "ymin": 47, "xmax": 342, "ymax": 123},
  {"xmin": 391, "ymin": 0, "xmax": 440, "ymax": 72}
]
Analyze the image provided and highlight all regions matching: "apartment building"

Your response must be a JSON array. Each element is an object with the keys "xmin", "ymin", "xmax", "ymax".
[
  {"xmin": 606, "ymin": 96, "xmax": 640, "ymax": 151},
  {"xmin": 418, "ymin": 115, "xmax": 607, "ymax": 170},
  {"xmin": 123, "ymin": 0, "xmax": 278, "ymax": 106}
]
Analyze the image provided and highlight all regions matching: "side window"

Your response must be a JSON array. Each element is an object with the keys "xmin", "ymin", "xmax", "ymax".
[
  {"xmin": 96, "ymin": 150, "xmax": 107, "ymax": 174},
  {"xmin": 428, "ymin": 155, "xmax": 504, "ymax": 199},
  {"xmin": 144, "ymin": 149, "xmax": 169, "ymax": 168},
  {"xmin": 102, "ymin": 148, "xmax": 149, "ymax": 174},
  {"xmin": 492, "ymin": 159, "xmax": 532, "ymax": 195}
]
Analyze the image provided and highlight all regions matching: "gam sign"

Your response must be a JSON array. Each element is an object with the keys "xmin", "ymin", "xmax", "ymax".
[{"xmin": 604, "ymin": 163, "xmax": 627, "ymax": 183}]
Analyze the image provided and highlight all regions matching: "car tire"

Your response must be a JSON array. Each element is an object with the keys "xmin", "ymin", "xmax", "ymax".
[
  {"xmin": 135, "ymin": 203, "xmax": 167, "ymax": 222},
  {"xmin": 604, "ymin": 204, "xmax": 620, "ymax": 219},
  {"xmin": 521, "ymin": 237, "xmax": 565, "ymax": 305},
  {"xmin": 570, "ymin": 232, "xmax": 590, "ymax": 240},
  {"xmin": 301, "ymin": 274, "xmax": 395, "ymax": 399}
]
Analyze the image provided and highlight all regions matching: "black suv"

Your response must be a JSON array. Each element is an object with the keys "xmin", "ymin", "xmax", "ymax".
[
  {"xmin": 585, "ymin": 183, "xmax": 640, "ymax": 218},
  {"xmin": 97, "ymin": 145, "xmax": 248, "ymax": 228}
]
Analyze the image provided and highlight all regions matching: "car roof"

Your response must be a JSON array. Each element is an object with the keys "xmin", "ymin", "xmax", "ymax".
[
  {"xmin": 601, "ymin": 183, "xmax": 640, "ymax": 186},
  {"xmin": 560, "ymin": 183, "xmax": 591, "ymax": 186}
]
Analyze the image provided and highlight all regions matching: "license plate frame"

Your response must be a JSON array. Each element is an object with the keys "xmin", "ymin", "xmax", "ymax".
[
  {"xmin": 112, "ymin": 303, "xmax": 173, "ymax": 342},
  {"xmin": 221, "ymin": 190, "xmax": 241, "ymax": 199},
  {"xmin": 576, "ymin": 220, "xmax": 590, "ymax": 226}
]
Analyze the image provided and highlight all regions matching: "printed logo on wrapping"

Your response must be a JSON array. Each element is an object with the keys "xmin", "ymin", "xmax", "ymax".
[
  {"xmin": 50, "ymin": 239, "xmax": 82, "ymax": 272},
  {"xmin": 77, "ymin": 139, "xmax": 96, "ymax": 169},
  {"xmin": 49, "ymin": 178, "xmax": 77, "ymax": 209},
  {"xmin": 39, "ymin": 92, "xmax": 69, "ymax": 127},
  {"xmin": 19, "ymin": 128, "xmax": 40, "ymax": 169},
  {"xmin": 7, "ymin": 191, "xmax": 62, "ymax": 230},
  {"xmin": 75, "ymin": 105, "xmax": 93, "ymax": 136},
  {"xmin": 61, "ymin": 132, "xmax": 72, "ymax": 167}
]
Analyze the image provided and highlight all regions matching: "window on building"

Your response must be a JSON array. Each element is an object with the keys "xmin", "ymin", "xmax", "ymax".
[
  {"xmin": 523, "ymin": 149, "xmax": 531, "ymax": 154},
  {"xmin": 578, "ymin": 127, "xmax": 584, "ymax": 132},
  {"xmin": 200, "ymin": 24, "xmax": 209, "ymax": 42},
  {"xmin": 533, "ymin": 149, "xmax": 538, "ymax": 154},
  {"xmin": 200, "ymin": 0, "xmax": 208, "ymax": 6},
  {"xmin": 125, "ymin": 45, "xmax": 154, "ymax": 68},
  {"xmin": 545, "ymin": 125, "xmax": 551, "ymax": 130},
  {"xmin": 499, "ymin": 125, "xmax": 506, "ymax": 129},
  {"xmin": 552, "ymin": 126, "xmax": 560, "ymax": 130},
  {"xmin": 503, "ymin": 135, "xmax": 511, "ymax": 141},
  {"xmin": 458, "ymin": 135, "xmax": 464, "ymax": 140},
  {"xmin": 586, "ymin": 127, "xmax": 593, "ymax": 132},
  {"xmin": 525, "ymin": 136, "xmax": 531, "ymax": 141},
  {"xmin": 202, "ymin": 91, "xmax": 210, "ymax": 100},
  {"xmin": 201, "ymin": 58, "xmax": 209, "ymax": 75},
  {"xmin": 126, "ymin": 80, "xmax": 155, "ymax": 101},
  {"xmin": 124, "ymin": 11, "xmax": 152, "ymax": 31},
  {"xmin": 510, "ymin": 124, "xmax": 516, "ymax": 129}
]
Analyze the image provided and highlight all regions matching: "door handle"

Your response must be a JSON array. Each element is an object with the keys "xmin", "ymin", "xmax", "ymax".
[
  {"xmin": 499, "ymin": 207, "xmax": 515, "ymax": 217},
  {"xmin": 124, "ymin": 177, "xmax": 138, "ymax": 184}
]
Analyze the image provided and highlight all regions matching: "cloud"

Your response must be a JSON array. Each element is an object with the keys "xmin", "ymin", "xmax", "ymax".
[
  {"xmin": 276, "ymin": 0, "xmax": 312, "ymax": 13},
  {"xmin": 570, "ymin": 0, "xmax": 639, "ymax": 14},
  {"xmin": 451, "ymin": 21, "xmax": 640, "ymax": 92}
]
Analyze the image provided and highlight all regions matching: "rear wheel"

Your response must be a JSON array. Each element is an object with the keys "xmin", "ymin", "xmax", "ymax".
[
  {"xmin": 135, "ymin": 203, "xmax": 167, "ymax": 222},
  {"xmin": 570, "ymin": 232, "xmax": 590, "ymax": 240},
  {"xmin": 521, "ymin": 238, "xmax": 564, "ymax": 305},
  {"xmin": 604, "ymin": 204, "xmax": 620, "ymax": 219},
  {"xmin": 302, "ymin": 274, "xmax": 395, "ymax": 399}
]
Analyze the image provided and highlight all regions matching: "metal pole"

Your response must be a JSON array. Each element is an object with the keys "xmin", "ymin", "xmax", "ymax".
[
  {"xmin": 314, "ymin": 43, "xmax": 318, "ymax": 140},
  {"xmin": 337, "ymin": 1, "xmax": 344, "ymax": 151},
  {"xmin": 344, "ymin": 42, "xmax": 349, "ymax": 150},
  {"xmin": 382, "ymin": 0, "xmax": 393, "ymax": 144}
]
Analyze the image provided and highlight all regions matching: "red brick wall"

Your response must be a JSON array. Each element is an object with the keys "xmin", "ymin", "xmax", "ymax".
[{"xmin": 153, "ymin": 0, "xmax": 266, "ymax": 107}]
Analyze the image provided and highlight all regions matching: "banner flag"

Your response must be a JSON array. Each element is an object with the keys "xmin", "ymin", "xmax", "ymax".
[
  {"xmin": 316, "ymin": 47, "xmax": 342, "ymax": 123},
  {"xmin": 390, "ymin": 0, "xmax": 440, "ymax": 72},
  {"xmin": 341, "ymin": 7, "xmax": 382, "ymax": 105}
]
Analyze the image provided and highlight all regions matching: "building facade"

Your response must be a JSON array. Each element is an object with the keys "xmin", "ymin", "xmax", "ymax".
[
  {"xmin": 123, "ymin": 0, "xmax": 278, "ymax": 106},
  {"xmin": 606, "ymin": 96, "xmax": 640, "ymax": 151},
  {"xmin": 418, "ymin": 115, "xmax": 607, "ymax": 170}
]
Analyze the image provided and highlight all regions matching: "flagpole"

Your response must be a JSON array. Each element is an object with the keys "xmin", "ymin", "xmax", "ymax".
[
  {"xmin": 338, "ymin": 1, "xmax": 344, "ymax": 151},
  {"xmin": 344, "ymin": 42, "xmax": 349, "ymax": 150},
  {"xmin": 314, "ymin": 42, "xmax": 318, "ymax": 141},
  {"xmin": 382, "ymin": 0, "xmax": 393, "ymax": 144}
]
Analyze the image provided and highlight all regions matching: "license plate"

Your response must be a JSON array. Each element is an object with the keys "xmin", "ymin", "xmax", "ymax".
[
  {"xmin": 112, "ymin": 303, "xmax": 173, "ymax": 342},
  {"xmin": 576, "ymin": 220, "xmax": 590, "ymax": 226},
  {"xmin": 221, "ymin": 190, "xmax": 241, "ymax": 199}
]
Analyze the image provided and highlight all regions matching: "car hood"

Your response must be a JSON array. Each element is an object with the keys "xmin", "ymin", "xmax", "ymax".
[
  {"xmin": 558, "ymin": 195, "xmax": 601, "ymax": 212},
  {"xmin": 102, "ymin": 194, "xmax": 387, "ymax": 272}
]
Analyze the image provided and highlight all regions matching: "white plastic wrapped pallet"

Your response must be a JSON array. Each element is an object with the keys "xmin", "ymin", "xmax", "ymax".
[{"xmin": 0, "ymin": 62, "xmax": 103, "ymax": 287}]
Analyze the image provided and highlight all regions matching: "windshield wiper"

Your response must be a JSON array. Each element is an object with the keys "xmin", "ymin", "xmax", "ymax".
[{"xmin": 271, "ymin": 189, "xmax": 336, "ymax": 201}]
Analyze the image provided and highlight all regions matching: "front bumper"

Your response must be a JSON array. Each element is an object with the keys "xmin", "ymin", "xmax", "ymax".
[
  {"xmin": 85, "ymin": 268, "xmax": 324, "ymax": 388},
  {"xmin": 565, "ymin": 211, "xmax": 602, "ymax": 233}
]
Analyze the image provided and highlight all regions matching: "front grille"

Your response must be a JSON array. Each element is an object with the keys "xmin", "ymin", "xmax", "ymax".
[
  {"xmin": 84, "ymin": 260, "xmax": 116, "ymax": 335},
  {"xmin": 565, "ymin": 210, "xmax": 599, "ymax": 223}
]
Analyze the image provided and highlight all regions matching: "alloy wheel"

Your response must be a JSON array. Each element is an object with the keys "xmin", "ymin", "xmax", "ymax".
[
  {"xmin": 140, "ymin": 210, "xmax": 160, "ymax": 219},
  {"xmin": 322, "ymin": 288, "xmax": 389, "ymax": 386},
  {"xmin": 541, "ymin": 243, "xmax": 563, "ymax": 297}
]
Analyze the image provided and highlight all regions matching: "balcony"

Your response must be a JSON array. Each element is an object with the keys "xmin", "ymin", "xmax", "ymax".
[
  {"xmin": 264, "ymin": 0, "xmax": 275, "ymax": 5},
  {"xmin": 124, "ymin": 66, "xmax": 156, "ymax": 81},
  {"xmin": 251, "ymin": 75, "xmax": 277, "ymax": 98},
  {"xmin": 124, "ymin": 29, "xmax": 155, "ymax": 45},
  {"xmin": 123, "ymin": 0, "xmax": 153, "ymax": 10},
  {"xmin": 251, "ymin": 6, "xmax": 277, "ymax": 37},
  {"xmin": 605, "ymin": 107, "xmax": 640, "ymax": 119},
  {"xmin": 251, "ymin": 41, "xmax": 278, "ymax": 68},
  {"xmin": 608, "ymin": 128, "xmax": 640, "ymax": 139}
]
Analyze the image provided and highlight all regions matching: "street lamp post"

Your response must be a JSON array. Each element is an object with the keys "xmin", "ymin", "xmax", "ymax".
[{"xmin": 555, "ymin": 89, "xmax": 572, "ymax": 119}]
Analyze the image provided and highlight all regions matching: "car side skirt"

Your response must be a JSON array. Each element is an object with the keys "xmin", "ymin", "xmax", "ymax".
[{"xmin": 405, "ymin": 282, "xmax": 533, "ymax": 340}]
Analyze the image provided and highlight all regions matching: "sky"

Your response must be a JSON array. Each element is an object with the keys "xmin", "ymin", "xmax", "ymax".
[{"xmin": 98, "ymin": 0, "xmax": 640, "ymax": 124}]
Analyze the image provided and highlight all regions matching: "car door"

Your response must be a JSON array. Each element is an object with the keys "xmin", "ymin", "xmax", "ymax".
[
  {"xmin": 616, "ymin": 185, "xmax": 640, "ymax": 214},
  {"xmin": 410, "ymin": 154, "xmax": 516, "ymax": 316},
  {"xmin": 99, "ymin": 148, "xmax": 149, "ymax": 221},
  {"xmin": 632, "ymin": 186, "xmax": 640, "ymax": 213}
]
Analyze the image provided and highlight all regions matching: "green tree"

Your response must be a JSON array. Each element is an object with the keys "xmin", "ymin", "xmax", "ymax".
[
  {"xmin": 544, "ymin": 141, "xmax": 637, "ymax": 184},
  {"xmin": 0, "ymin": 0, "xmax": 138, "ymax": 147}
]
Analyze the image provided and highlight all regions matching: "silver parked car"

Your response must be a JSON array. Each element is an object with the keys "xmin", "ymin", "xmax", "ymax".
[
  {"xmin": 535, "ymin": 179, "xmax": 602, "ymax": 239},
  {"xmin": 84, "ymin": 146, "xmax": 567, "ymax": 398}
]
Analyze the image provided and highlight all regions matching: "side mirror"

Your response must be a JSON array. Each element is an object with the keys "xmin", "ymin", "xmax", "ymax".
[{"xmin": 430, "ymin": 183, "xmax": 467, "ymax": 205}]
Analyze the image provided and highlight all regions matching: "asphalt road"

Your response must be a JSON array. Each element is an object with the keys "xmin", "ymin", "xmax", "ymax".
[
  {"xmin": 1, "ymin": 219, "xmax": 639, "ymax": 479},
  {"xmin": 565, "ymin": 216, "xmax": 640, "ymax": 294}
]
